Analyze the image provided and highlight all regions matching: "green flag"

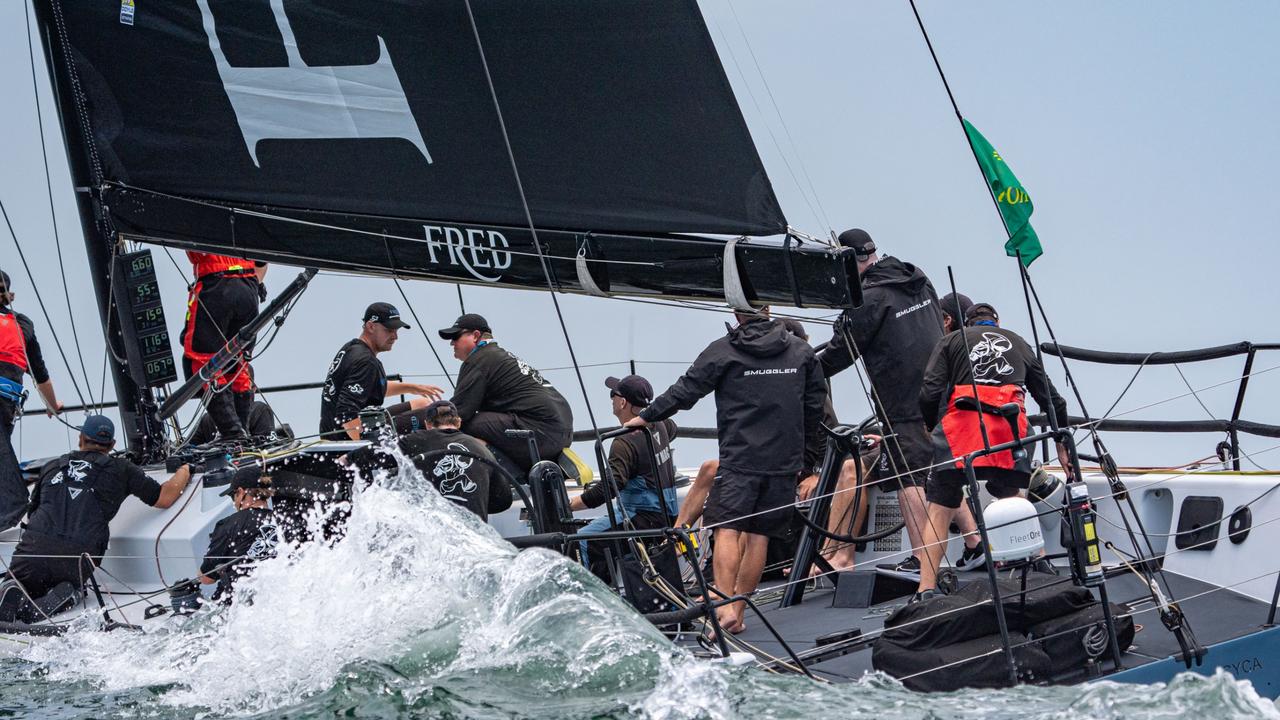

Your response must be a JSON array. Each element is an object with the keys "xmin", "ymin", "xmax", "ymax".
[{"xmin": 962, "ymin": 119, "xmax": 1042, "ymax": 266}]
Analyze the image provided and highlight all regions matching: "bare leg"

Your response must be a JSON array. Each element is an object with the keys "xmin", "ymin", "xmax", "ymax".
[
  {"xmin": 917, "ymin": 502, "xmax": 957, "ymax": 593},
  {"xmin": 822, "ymin": 459, "xmax": 867, "ymax": 573},
  {"xmin": 729, "ymin": 532, "xmax": 769, "ymax": 627},
  {"xmin": 675, "ymin": 459, "xmax": 718, "ymax": 529},
  {"xmin": 954, "ymin": 502, "xmax": 980, "ymax": 549},
  {"xmin": 712, "ymin": 527, "xmax": 746, "ymax": 632},
  {"xmin": 898, "ymin": 485, "xmax": 929, "ymax": 562}
]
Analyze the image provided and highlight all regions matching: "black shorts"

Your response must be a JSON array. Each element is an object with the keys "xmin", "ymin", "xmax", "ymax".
[
  {"xmin": 925, "ymin": 467, "xmax": 1032, "ymax": 509},
  {"xmin": 702, "ymin": 470, "xmax": 795, "ymax": 540},
  {"xmin": 872, "ymin": 420, "xmax": 932, "ymax": 490}
]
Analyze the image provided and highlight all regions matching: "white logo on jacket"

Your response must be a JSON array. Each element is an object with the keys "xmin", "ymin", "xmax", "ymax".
[
  {"xmin": 434, "ymin": 442, "xmax": 478, "ymax": 498},
  {"xmin": 969, "ymin": 332, "xmax": 1015, "ymax": 381}
]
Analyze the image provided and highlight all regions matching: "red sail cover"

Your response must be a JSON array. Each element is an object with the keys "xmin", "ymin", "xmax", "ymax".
[{"xmin": 38, "ymin": 0, "xmax": 785, "ymax": 237}]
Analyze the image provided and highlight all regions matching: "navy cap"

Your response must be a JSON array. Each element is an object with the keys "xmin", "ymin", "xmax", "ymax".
[
  {"xmin": 438, "ymin": 313, "xmax": 491, "ymax": 340},
  {"xmin": 965, "ymin": 302, "xmax": 999, "ymax": 325},
  {"xmin": 939, "ymin": 293, "xmax": 973, "ymax": 325},
  {"xmin": 78, "ymin": 415, "xmax": 115, "ymax": 444},
  {"xmin": 423, "ymin": 400, "xmax": 459, "ymax": 423},
  {"xmin": 363, "ymin": 302, "xmax": 410, "ymax": 330},
  {"xmin": 219, "ymin": 465, "xmax": 269, "ymax": 497},
  {"xmin": 837, "ymin": 228, "xmax": 876, "ymax": 257},
  {"xmin": 606, "ymin": 375, "xmax": 654, "ymax": 408}
]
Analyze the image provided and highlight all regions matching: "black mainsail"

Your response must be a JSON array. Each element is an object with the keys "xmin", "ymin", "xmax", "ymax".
[
  {"xmin": 34, "ymin": 0, "xmax": 859, "ymax": 306},
  {"xmin": 31, "ymin": 0, "xmax": 860, "ymax": 452}
]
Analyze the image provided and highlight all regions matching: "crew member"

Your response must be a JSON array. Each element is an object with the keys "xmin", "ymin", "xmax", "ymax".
[
  {"xmin": 0, "ymin": 416, "xmax": 191, "ymax": 611},
  {"xmin": 938, "ymin": 292, "xmax": 973, "ymax": 335},
  {"xmin": 569, "ymin": 375, "xmax": 678, "ymax": 575},
  {"xmin": 626, "ymin": 307, "xmax": 825, "ymax": 633},
  {"xmin": 188, "ymin": 396, "xmax": 277, "ymax": 445},
  {"xmin": 319, "ymin": 302, "xmax": 443, "ymax": 440},
  {"xmin": 198, "ymin": 465, "xmax": 280, "ymax": 602},
  {"xmin": 396, "ymin": 400, "xmax": 512, "ymax": 520},
  {"xmin": 438, "ymin": 314, "xmax": 573, "ymax": 472},
  {"xmin": 817, "ymin": 229, "xmax": 942, "ymax": 580},
  {"xmin": 0, "ymin": 270, "xmax": 62, "ymax": 530},
  {"xmin": 182, "ymin": 251, "xmax": 266, "ymax": 439},
  {"xmin": 914, "ymin": 302, "xmax": 1072, "ymax": 600}
]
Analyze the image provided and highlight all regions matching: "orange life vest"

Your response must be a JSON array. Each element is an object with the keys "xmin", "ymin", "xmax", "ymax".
[
  {"xmin": 939, "ymin": 384, "xmax": 1028, "ymax": 471},
  {"xmin": 0, "ymin": 311, "xmax": 28, "ymax": 372},
  {"xmin": 187, "ymin": 251, "xmax": 255, "ymax": 279}
]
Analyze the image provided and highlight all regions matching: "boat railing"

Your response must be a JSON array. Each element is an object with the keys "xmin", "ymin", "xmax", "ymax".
[{"xmin": 1039, "ymin": 341, "xmax": 1280, "ymax": 470}]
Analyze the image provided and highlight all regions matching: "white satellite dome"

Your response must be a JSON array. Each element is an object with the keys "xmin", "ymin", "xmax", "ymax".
[{"xmin": 984, "ymin": 496, "xmax": 1045, "ymax": 563}]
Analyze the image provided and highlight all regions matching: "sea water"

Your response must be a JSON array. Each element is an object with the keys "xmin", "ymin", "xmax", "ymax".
[{"xmin": 2, "ymin": 455, "xmax": 1278, "ymax": 719}]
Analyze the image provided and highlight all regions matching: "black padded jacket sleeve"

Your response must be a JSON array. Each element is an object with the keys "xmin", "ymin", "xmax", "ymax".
[{"xmin": 640, "ymin": 345, "xmax": 721, "ymax": 423}]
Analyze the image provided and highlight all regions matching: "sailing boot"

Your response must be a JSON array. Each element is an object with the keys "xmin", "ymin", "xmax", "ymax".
[
  {"xmin": 233, "ymin": 390, "xmax": 254, "ymax": 435},
  {"xmin": 206, "ymin": 390, "xmax": 247, "ymax": 441}
]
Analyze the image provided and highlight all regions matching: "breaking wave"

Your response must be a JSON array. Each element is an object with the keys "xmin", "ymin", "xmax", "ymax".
[{"xmin": 8, "ymin": 452, "xmax": 1280, "ymax": 719}]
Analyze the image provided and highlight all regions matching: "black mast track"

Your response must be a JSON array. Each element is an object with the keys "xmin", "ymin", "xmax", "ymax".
[
  {"xmin": 104, "ymin": 184, "xmax": 861, "ymax": 310},
  {"xmin": 31, "ymin": 1, "xmax": 164, "ymax": 459}
]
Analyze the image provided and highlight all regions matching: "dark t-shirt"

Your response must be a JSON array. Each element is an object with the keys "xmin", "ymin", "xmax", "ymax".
[
  {"xmin": 347, "ymin": 428, "xmax": 513, "ymax": 520},
  {"xmin": 22, "ymin": 451, "xmax": 162, "ymax": 553},
  {"xmin": 319, "ymin": 339, "xmax": 387, "ymax": 436},
  {"xmin": 580, "ymin": 419, "xmax": 677, "ymax": 509},
  {"xmin": 199, "ymin": 507, "xmax": 280, "ymax": 601}
]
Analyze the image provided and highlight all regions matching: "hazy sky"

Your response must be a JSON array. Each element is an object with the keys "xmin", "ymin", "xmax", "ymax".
[{"xmin": 2, "ymin": 1, "xmax": 1277, "ymax": 472}]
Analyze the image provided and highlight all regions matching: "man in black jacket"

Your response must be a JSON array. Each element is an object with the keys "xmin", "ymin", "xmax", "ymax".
[
  {"xmin": 0, "ymin": 270, "xmax": 63, "ymax": 530},
  {"xmin": 626, "ymin": 308, "xmax": 825, "ymax": 633},
  {"xmin": 817, "ymin": 229, "xmax": 942, "ymax": 578},
  {"xmin": 438, "ymin": 314, "xmax": 573, "ymax": 473},
  {"xmin": 914, "ymin": 302, "xmax": 1072, "ymax": 599}
]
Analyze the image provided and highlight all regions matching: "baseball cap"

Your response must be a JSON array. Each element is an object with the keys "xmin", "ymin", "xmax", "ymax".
[
  {"xmin": 965, "ymin": 302, "xmax": 999, "ymax": 325},
  {"xmin": 78, "ymin": 415, "xmax": 115, "ymax": 444},
  {"xmin": 939, "ymin": 293, "xmax": 973, "ymax": 325},
  {"xmin": 0, "ymin": 270, "xmax": 10, "ymax": 291},
  {"xmin": 836, "ymin": 228, "xmax": 876, "ymax": 258},
  {"xmin": 423, "ymin": 400, "xmax": 458, "ymax": 423},
  {"xmin": 438, "ymin": 313, "xmax": 491, "ymax": 340},
  {"xmin": 219, "ymin": 464, "xmax": 270, "ymax": 497},
  {"xmin": 363, "ymin": 302, "xmax": 410, "ymax": 330},
  {"xmin": 605, "ymin": 375, "xmax": 654, "ymax": 407}
]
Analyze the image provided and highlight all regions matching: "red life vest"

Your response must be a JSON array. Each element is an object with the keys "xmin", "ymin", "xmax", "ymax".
[
  {"xmin": 187, "ymin": 251, "xmax": 255, "ymax": 279},
  {"xmin": 0, "ymin": 311, "xmax": 28, "ymax": 372},
  {"xmin": 939, "ymin": 384, "xmax": 1028, "ymax": 471}
]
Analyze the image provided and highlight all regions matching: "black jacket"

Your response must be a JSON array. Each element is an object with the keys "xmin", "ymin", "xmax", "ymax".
[
  {"xmin": 319, "ymin": 339, "xmax": 387, "ymax": 436},
  {"xmin": 819, "ymin": 256, "xmax": 943, "ymax": 422},
  {"xmin": 640, "ymin": 317, "xmax": 825, "ymax": 475},
  {"xmin": 918, "ymin": 324, "xmax": 1068, "ymax": 429},
  {"xmin": 450, "ymin": 341, "xmax": 573, "ymax": 445}
]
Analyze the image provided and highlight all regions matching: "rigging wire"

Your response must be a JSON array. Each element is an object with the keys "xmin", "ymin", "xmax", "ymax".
[
  {"xmin": 722, "ymin": 0, "xmax": 834, "ymax": 233},
  {"xmin": 709, "ymin": 15, "xmax": 825, "ymax": 232},
  {"xmin": 22, "ymin": 3, "xmax": 96, "ymax": 405},
  {"xmin": 0, "ymin": 197, "xmax": 89, "ymax": 408},
  {"xmin": 461, "ymin": 0, "xmax": 603, "ymax": 443}
]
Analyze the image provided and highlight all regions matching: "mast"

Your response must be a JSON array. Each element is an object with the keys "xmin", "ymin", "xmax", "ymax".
[{"xmin": 29, "ymin": 1, "xmax": 165, "ymax": 459}]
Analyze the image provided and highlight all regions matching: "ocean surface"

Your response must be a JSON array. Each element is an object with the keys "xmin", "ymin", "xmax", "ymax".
[{"xmin": 2, "ymin": 458, "xmax": 1278, "ymax": 719}]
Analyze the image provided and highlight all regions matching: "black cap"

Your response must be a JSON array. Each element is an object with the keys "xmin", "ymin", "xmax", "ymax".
[
  {"xmin": 965, "ymin": 302, "xmax": 999, "ymax": 325},
  {"xmin": 939, "ymin": 293, "xmax": 973, "ymax": 325},
  {"xmin": 605, "ymin": 375, "xmax": 654, "ymax": 408},
  {"xmin": 219, "ymin": 465, "xmax": 269, "ymax": 497},
  {"xmin": 363, "ymin": 302, "xmax": 410, "ymax": 330},
  {"xmin": 423, "ymin": 400, "xmax": 458, "ymax": 423},
  {"xmin": 0, "ymin": 270, "xmax": 10, "ymax": 291},
  {"xmin": 78, "ymin": 415, "xmax": 115, "ymax": 444},
  {"xmin": 837, "ymin": 228, "xmax": 876, "ymax": 257},
  {"xmin": 438, "ymin": 313, "xmax": 491, "ymax": 340}
]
